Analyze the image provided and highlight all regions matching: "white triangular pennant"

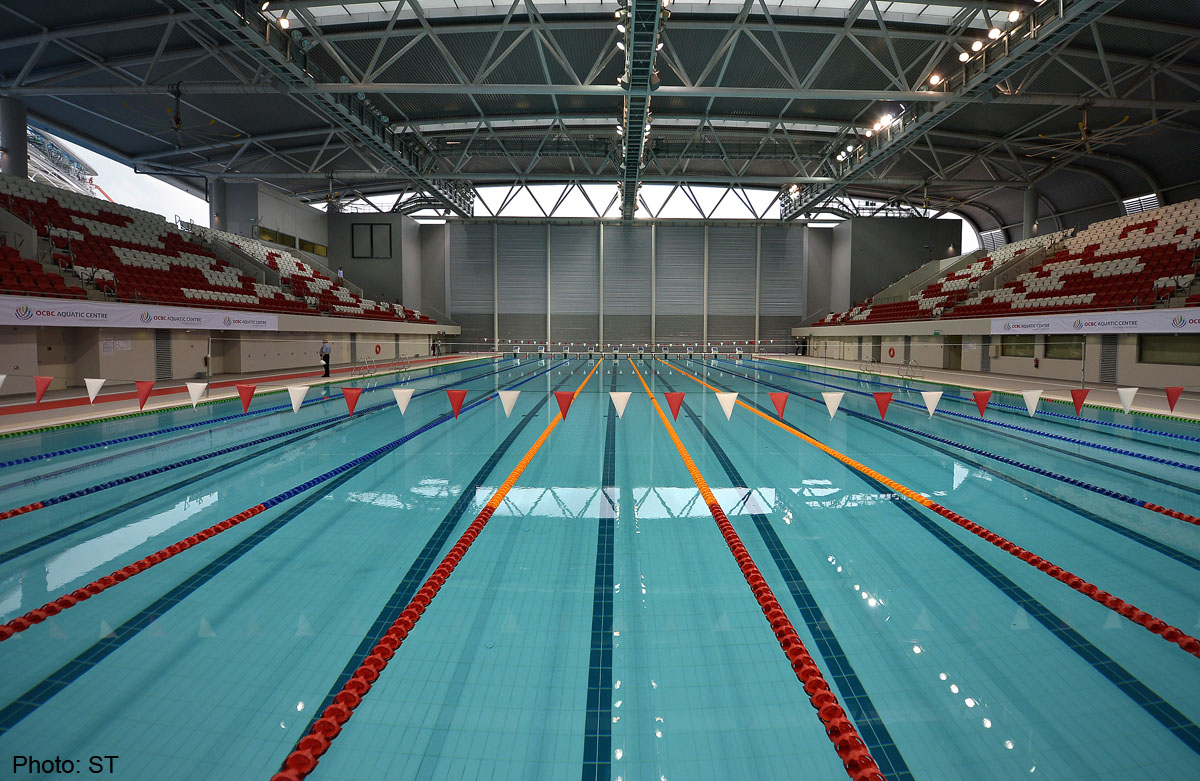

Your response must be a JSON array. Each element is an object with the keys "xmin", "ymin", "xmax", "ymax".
[
  {"xmin": 1117, "ymin": 387, "xmax": 1138, "ymax": 414},
  {"xmin": 185, "ymin": 381, "xmax": 207, "ymax": 408},
  {"xmin": 822, "ymin": 391, "xmax": 844, "ymax": 419},
  {"xmin": 392, "ymin": 387, "xmax": 414, "ymax": 414},
  {"xmin": 287, "ymin": 385, "xmax": 308, "ymax": 413},
  {"xmin": 715, "ymin": 392, "xmax": 738, "ymax": 420},
  {"xmin": 98, "ymin": 619, "xmax": 115, "ymax": 640},
  {"xmin": 84, "ymin": 377, "xmax": 106, "ymax": 403},
  {"xmin": 295, "ymin": 614, "xmax": 313, "ymax": 637},
  {"xmin": 197, "ymin": 617, "xmax": 216, "ymax": 638},
  {"xmin": 920, "ymin": 390, "xmax": 942, "ymax": 417},
  {"xmin": 498, "ymin": 390, "xmax": 520, "ymax": 418},
  {"xmin": 0, "ymin": 374, "xmax": 5, "ymax": 394},
  {"xmin": 610, "ymin": 391, "xmax": 631, "ymax": 418},
  {"xmin": 1021, "ymin": 389, "xmax": 1042, "ymax": 417}
]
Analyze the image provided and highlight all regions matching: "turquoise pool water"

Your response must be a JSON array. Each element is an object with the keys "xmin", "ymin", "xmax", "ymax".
[{"xmin": 0, "ymin": 354, "xmax": 1197, "ymax": 780}]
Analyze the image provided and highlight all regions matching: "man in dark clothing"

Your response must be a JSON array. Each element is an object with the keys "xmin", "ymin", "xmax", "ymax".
[{"xmin": 319, "ymin": 339, "xmax": 332, "ymax": 377}]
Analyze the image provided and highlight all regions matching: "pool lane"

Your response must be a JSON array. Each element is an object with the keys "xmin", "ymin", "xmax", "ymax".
[
  {"xmin": 0, "ymin": 359, "xmax": 568, "ymax": 776},
  {"xmin": 651, "ymin": 358, "xmax": 1200, "ymax": 777}
]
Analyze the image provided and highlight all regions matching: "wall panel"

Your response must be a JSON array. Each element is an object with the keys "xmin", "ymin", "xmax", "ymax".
[
  {"xmin": 602, "ymin": 225, "xmax": 652, "ymax": 344},
  {"xmin": 550, "ymin": 224, "xmax": 599, "ymax": 344},
  {"xmin": 497, "ymin": 223, "xmax": 547, "ymax": 341},
  {"xmin": 654, "ymin": 225, "xmax": 704, "ymax": 344},
  {"xmin": 707, "ymin": 226, "xmax": 757, "ymax": 344}
]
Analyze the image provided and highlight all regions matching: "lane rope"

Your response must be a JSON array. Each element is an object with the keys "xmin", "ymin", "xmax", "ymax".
[
  {"xmin": 704, "ymin": 360, "xmax": 1200, "ymax": 527},
  {"xmin": 270, "ymin": 359, "xmax": 602, "ymax": 780},
  {"xmin": 718, "ymin": 358, "xmax": 1200, "ymax": 473},
  {"xmin": 0, "ymin": 359, "xmax": 534, "ymax": 522},
  {"xmin": 660, "ymin": 358, "xmax": 1200, "ymax": 660},
  {"xmin": 0, "ymin": 359, "xmax": 567, "ymax": 644},
  {"xmin": 631, "ymin": 359, "xmax": 885, "ymax": 781},
  {"xmin": 0, "ymin": 357, "xmax": 516, "ymax": 470},
  {"xmin": 754, "ymin": 356, "xmax": 1200, "ymax": 443}
]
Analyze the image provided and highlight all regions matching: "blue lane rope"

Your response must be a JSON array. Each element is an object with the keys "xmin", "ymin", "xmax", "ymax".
[
  {"xmin": 5, "ymin": 358, "xmax": 551, "ymax": 517},
  {"xmin": 0, "ymin": 357, "xmax": 520, "ymax": 470},
  {"xmin": 748, "ymin": 357, "xmax": 1200, "ymax": 443},
  {"xmin": 688, "ymin": 358, "xmax": 1200, "ymax": 521},
  {"xmin": 716, "ymin": 358, "xmax": 1200, "ymax": 473},
  {"xmin": 751, "ymin": 356, "xmax": 1200, "ymax": 444}
]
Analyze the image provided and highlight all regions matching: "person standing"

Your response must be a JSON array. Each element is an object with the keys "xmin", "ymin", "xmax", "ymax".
[
  {"xmin": 319, "ymin": 338, "xmax": 332, "ymax": 377},
  {"xmin": 337, "ymin": 266, "xmax": 344, "ymax": 282}
]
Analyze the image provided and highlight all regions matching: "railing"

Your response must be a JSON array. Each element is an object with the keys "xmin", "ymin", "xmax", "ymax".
[
  {"xmin": 898, "ymin": 358, "xmax": 923, "ymax": 379},
  {"xmin": 351, "ymin": 356, "xmax": 378, "ymax": 379}
]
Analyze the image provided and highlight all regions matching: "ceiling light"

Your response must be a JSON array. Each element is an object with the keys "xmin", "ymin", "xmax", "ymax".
[
  {"xmin": 260, "ymin": 1, "xmax": 271, "ymax": 10},
  {"xmin": 988, "ymin": 27, "xmax": 1002, "ymax": 39},
  {"xmin": 617, "ymin": 23, "xmax": 625, "ymax": 34},
  {"xmin": 617, "ymin": 125, "xmax": 624, "ymax": 135},
  {"xmin": 846, "ymin": 144, "xmax": 855, "ymax": 152},
  {"xmin": 929, "ymin": 73, "xmax": 942, "ymax": 86},
  {"xmin": 872, "ymin": 121, "xmax": 882, "ymax": 131},
  {"xmin": 1008, "ymin": 10, "xmax": 1021, "ymax": 22},
  {"xmin": 959, "ymin": 51, "xmax": 970, "ymax": 62},
  {"xmin": 882, "ymin": 113, "xmax": 894, "ymax": 124},
  {"xmin": 656, "ymin": 41, "xmax": 664, "ymax": 50},
  {"xmin": 865, "ymin": 129, "xmax": 873, "ymax": 137},
  {"xmin": 789, "ymin": 184, "xmax": 799, "ymax": 193},
  {"xmin": 279, "ymin": 15, "xmax": 290, "ymax": 29},
  {"xmin": 971, "ymin": 39, "xmax": 984, "ymax": 52},
  {"xmin": 617, "ymin": 40, "xmax": 625, "ymax": 50}
]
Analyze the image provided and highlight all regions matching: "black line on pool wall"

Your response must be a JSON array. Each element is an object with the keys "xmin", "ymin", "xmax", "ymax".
[
  {"xmin": 582, "ymin": 365, "xmax": 616, "ymax": 781},
  {"xmin": 653, "ymin": 364, "xmax": 916, "ymax": 781}
]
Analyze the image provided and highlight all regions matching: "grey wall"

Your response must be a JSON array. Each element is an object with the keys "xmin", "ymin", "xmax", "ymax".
[
  {"xmin": 223, "ymin": 182, "xmax": 259, "ymax": 241},
  {"xmin": 443, "ymin": 221, "xmax": 808, "ymax": 347},
  {"xmin": 419, "ymin": 223, "xmax": 448, "ymax": 321},
  {"xmin": 829, "ymin": 218, "xmax": 960, "ymax": 310},
  {"xmin": 805, "ymin": 227, "xmax": 833, "ymax": 320},
  {"xmin": 326, "ymin": 211, "xmax": 422, "ymax": 306}
]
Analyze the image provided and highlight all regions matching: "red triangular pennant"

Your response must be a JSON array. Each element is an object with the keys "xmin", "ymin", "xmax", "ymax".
[
  {"xmin": 972, "ymin": 390, "xmax": 992, "ymax": 417},
  {"xmin": 554, "ymin": 390, "xmax": 575, "ymax": 420},
  {"xmin": 33, "ymin": 376, "xmax": 52, "ymax": 405},
  {"xmin": 873, "ymin": 392, "xmax": 892, "ymax": 420},
  {"xmin": 447, "ymin": 389, "xmax": 467, "ymax": 418},
  {"xmin": 236, "ymin": 384, "xmax": 256, "ymax": 414},
  {"xmin": 665, "ymin": 392, "xmax": 685, "ymax": 420},
  {"xmin": 1165, "ymin": 386, "xmax": 1184, "ymax": 412},
  {"xmin": 136, "ymin": 380, "xmax": 155, "ymax": 410},
  {"xmin": 1070, "ymin": 388, "xmax": 1089, "ymax": 416},
  {"xmin": 769, "ymin": 392, "xmax": 789, "ymax": 419},
  {"xmin": 342, "ymin": 387, "xmax": 362, "ymax": 416}
]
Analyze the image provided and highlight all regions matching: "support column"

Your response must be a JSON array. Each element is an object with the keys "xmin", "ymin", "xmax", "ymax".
[
  {"xmin": 492, "ymin": 224, "xmax": 499, "ymax": 349},
  {"xmin": 1023, "ymin": 186, "xmax": 1038, "ymax": 240},
  {"xmin": 650, "ymin": 224, "xmax": 656, "ymax": 347},
  {"xmin": 598, "ymin": 223, "xmax": 604, "ymax": 347},
  {"xmin": 209, "ymin": 178, "xmax": 227, "ymax": 231},
  {"xmin": 0, "ymin": 98, "xmax": 29, "ymax": 180},
  {"xmin": 702, "ymin": 225, "xmax": 709, "ymax": 349}
]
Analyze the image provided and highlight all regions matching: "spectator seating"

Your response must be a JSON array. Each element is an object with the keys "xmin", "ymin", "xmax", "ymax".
[
  {"xmin": 816, "ymin": 203, "xmax": 1198, "ymax": 325},
  {"xmin": 0, "ymin": 175, "xmax": 307, "ymax": 314},
  {"xmin": 0, "ymin": 243, "xmax": 87, "ymax": 299}
]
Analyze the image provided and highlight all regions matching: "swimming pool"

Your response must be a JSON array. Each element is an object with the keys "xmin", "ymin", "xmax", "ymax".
[{"xmin": 0, "ymin": 354, "xmax": 1197, "ymax": 779}]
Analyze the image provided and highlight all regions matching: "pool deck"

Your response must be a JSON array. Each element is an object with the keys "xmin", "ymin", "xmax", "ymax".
[
  {"xmin": 0, "ymin": 354, "xmax": 498, "ymax": 435},
  {"xmin": 754, "ymin": 354, "xmax": 1200, "ymax": 421}
]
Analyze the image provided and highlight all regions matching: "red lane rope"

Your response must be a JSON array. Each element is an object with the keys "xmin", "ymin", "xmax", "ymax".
[
  {"xmin": 630, "ymin": 359, "xmax": 884, "ymax": 781},
  {"xmin": 664, "ymin": 359, "xmax": 1200, "ymax": 661}
]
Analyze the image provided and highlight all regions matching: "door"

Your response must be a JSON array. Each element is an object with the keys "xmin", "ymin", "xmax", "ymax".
[
  {"xmin": 944, "ymin": 335, "xmax": 962, "ymax": 370},
  {"xmin": 871, "ymin": 335, "xmax": 882, "ymax": 362}
]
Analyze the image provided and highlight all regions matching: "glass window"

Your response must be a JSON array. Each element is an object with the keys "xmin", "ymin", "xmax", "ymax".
[
  {"xmin": 257, "ymin": 226, "xmax": 277, "ymax": 243},
  {"xmin": 1138, "ymin": 333, "xmax": 1200, "ymax": 366},
  {"xmin": 1043, "ymin": 335, "xmax": 1082, "ymax": 360},
  {"xmin": 1000, "ymin": 334, "xmax": 1034, "ymax": 358},
  {"xmin": 276, "ymin": 232, "xmax": 296, "ymax": 248}
]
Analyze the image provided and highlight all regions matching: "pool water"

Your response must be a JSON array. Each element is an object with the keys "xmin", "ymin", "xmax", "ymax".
[{"xmin": 0, "ymin": 354, "xmax": 1197, "ymax": 780}]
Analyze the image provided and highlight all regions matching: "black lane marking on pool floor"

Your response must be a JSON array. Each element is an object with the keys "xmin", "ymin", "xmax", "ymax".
[
  {"xmin": 653, "ymin": 366, "xmax": 915, "ymax": 781},
  {"xmin": 746, "ymin": 356, "xmax": 1200, "ymax": 459},
  {"xmin": 0, "ymin": 360, "xmax": 561, "ymax": 740},
  {"xmin": 289, "ymin": 361, "xmax": 582, "ymax": 756},
  {"xmin": 0, "ymin": 358, "xmax": 538, "ymax": 567},
  {"xmin": 582, "ymin": 367, "xmax": 617, "ymax": 781},
  {"xmin": 686, "ymin": 362, "xmax": 1200, "ymax": 756},
  {"xmin": 733, "ymin": 358, "xmax": 1200, "ymax": 493},
  {"xmin": 0, "ymin": 459, "xmax": 375, "ymax": 737},
  {"xmin": 700, "ymin": 359, "xmax": 1200, "ymax": 572},
  {"xmin": 0, "ymin": 419, "xmax": 347, "ymax": 566}
]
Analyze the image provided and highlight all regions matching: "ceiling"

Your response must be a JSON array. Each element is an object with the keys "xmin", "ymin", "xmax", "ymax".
[{"xmin": 1, "ymin": 0, "xmax": 1197, "ymax": 234}]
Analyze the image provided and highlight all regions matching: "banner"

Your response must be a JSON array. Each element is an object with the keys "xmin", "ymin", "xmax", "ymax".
[
  {"xmin": 991, "ymin": 307, "xmax": 1200, "ymax": 335},
  {"xmin": 0, "ymin": 295, "xmax": 277, "ymax": 331}
]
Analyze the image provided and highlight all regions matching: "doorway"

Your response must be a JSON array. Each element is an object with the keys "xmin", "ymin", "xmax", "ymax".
[{"xmin": 944, "ymin": 335, "xmax": 962, "ymax": 370}]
